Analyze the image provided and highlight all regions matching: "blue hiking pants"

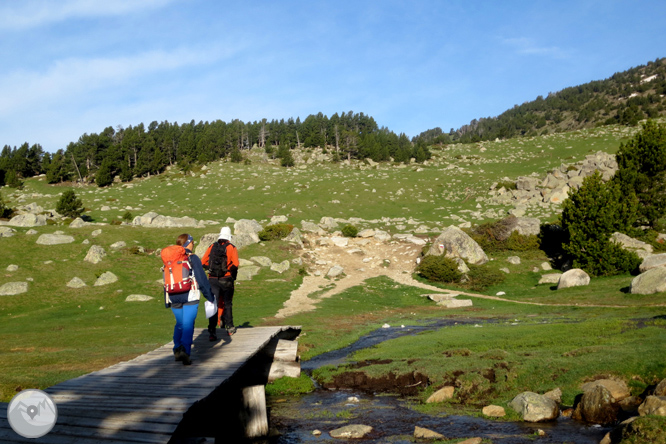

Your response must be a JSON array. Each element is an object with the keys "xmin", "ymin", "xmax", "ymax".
[{"xmin": 172, "ymin": 304, "xmax": 198, "ymax": 356}]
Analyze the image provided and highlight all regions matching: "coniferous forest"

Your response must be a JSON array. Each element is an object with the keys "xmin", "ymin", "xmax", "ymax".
[{"xmin": 1, "ymin": 58, "xmax": 665, "ymax": 188}]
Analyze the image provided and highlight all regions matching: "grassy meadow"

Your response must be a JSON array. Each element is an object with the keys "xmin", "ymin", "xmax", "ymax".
[{"xmin": 1, "ymin": 121, "xmax": 665, "ymax": 415}]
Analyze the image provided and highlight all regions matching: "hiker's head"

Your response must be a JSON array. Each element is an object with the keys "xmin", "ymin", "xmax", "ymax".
[
  {"xmin": 218, "ymin": 226, "xmax": 232, "ymax": 241},
  {"xmin": 176, "ymin": 233, "xmax": 194, "ymax": 250}
]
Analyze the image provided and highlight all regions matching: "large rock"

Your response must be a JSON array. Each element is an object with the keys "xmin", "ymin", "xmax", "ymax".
[
  {"xmin": 329, "ymin": 424, "xmax": 372, "ymax": 439},
  {"xmin": 84, "ymin": 245, "xmax": 107, "ymax": 264},
  {"xmin": 427, "ymin": 226, "xmax": 488, "ymax": 265},
  {"xmin": 237, "ymin": 266, "xmax": 261, "ymax": 281},
  {"xmin": 655, "ymin": 378, "xmax": 666, "ymax": 396},
  {"xmin": 69, "ymin": 218, "xmax": 87, "ymax": 228},
  {"xmin": 0, "ymin": 227, "xmax": 16, "ymax": 237},
  {"xmin": 7, "ymin": 213, "xmax": 47, "ymax": 227},
  {"xmin": 573, "ymin": 385, "xmax": 621, "ymax": 425},
  {"xmin": 639, "ymin": 253, "xmax": 666, "ymax": 273},
  {"xmin": 0, "ymin": 282, "xmax": 28, "ymax": 295},
  {"xmin": 538, "ymin": 273, "xmax": 562, "ymax": 285},
  {"xmin": 581, "ymin": 379, "xmax": 630, "ymax": 401},
  {"xmin": 283, "ymin": 226, "xmax": 304, "ymax": 248},
  {"xmin": 509, "ymin": 392, "xmax": 559, "ymax": 422},
  {"xmin": 251, "ymin": 256, "xmax": 273, "ymax": 267},
  {"xmin": 125, "ymin": 294, "xmax": 154, "ymax": 302},
  {"xmin": 414, "ymin": 426, "xmax": 444, "ymax": 439},
  {"xmin": 301, "ymin": 221, "xmax": 322, "ymax": 232},
  {"xmin": 195, "ymin": 233, "xmax": 219, "ymax": 256},
  {"xmin": 327, "ymin": 265, "xmax": 344, "ymax": 277},
  {"xmin": 132, "ymin": 212, "xmax": 198, "ymax": 228},
  {"xmin": 611, "ymin": 232, "xmax": 653, "ymax": 259},
  {"xmin": 630, "ymin": 267, "xmax": 666, "ymax": 294},
  {"xmin": 66, "ymin": 277, "xmax": 87, "ymax": 288},
  {"xmin": 557, "ymin": 268, "xmax": 590, "ymax": 289},
  {"xmin": 94, "ymin": 271, "xmax": 118, "ymax": 286},
  {"xmin": 36, "ymin": 234, "xmax": 75, "ymax": 245},
  {"xmin": 233, "ymin": 232, "xmax": 260, "ymax": 250},
  {"xmin": 482, "ymin": 405, "xmax": 506, "ymax": 417},
  {"xmin": 638, "ymin": 396, "xmax": 666, "ymax": 416},
  {"xmin": 270, "ymin": 260, "xmax": 290, "ymax": 274},
  {"xmin": 234, "ymin": 219, "xmax": 263, "ymax": 236},
  {"xmin": 426, "ymin": 386, "xmax": 455, "ymax": 403},
  {"xmin": 319, "ymin": 216, "xmax": 339, "ymax": 231}
]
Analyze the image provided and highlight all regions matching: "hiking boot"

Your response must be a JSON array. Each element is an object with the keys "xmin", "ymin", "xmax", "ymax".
[
  {"xmin": 226, "ymin": 326, "xmax": 237, "ymax": 336},
  {"xmin": 209, "ymin": 331, "xmax": 217, "ymax": 341},
  {"xmin": 173, "ymin": 346, "xmax": 185, "ymax": 362},
  {"xmin": 181, "ymin": 353, "xmax": 192, "ymax": 366}
]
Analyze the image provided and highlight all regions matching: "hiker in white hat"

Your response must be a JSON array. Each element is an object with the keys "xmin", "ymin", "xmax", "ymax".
[{"xmin": 201, "ymin": 227, "xmax": 239, "ymax": 339}]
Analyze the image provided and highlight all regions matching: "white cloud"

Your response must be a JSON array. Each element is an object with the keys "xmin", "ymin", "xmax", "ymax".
[{"xmin": 0, "ymin": 0, "xmax": 176, "ymax": 30}]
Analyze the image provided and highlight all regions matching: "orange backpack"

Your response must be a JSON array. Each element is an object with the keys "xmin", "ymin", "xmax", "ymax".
[{"xmin": 161, "ymin": 245, "xmax": 193, "ymax": 294}]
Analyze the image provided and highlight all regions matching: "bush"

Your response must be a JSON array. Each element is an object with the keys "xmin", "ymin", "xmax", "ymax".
[
  {"xmin": 258, "ymin": 223, "xmax": 294, "ymax": 241},
  {"xmin": 0, "ymin": 195, "xmax": 13, "ymax": 219},
  {"xmin": 464, "ymin": 265, "xmax": 505, "ymax": 291},
  {"xmin": 122, "ymin": 211, "xmax": 133, "ymax": 222},
  {"xmin": 470, "ymin": 217, "xmax": 540, "ymax": 252},
  {"xmin": 56, "ymin": 190, "xmax": 84, "ymax": 219},
  {"xmin": 341, "ymin": 225, "xmax": 358, "ymax": 238},
  {"xmin": 416, "ymin": 255, "xmax": 462, "ymax": 283},
  {"xmin": 562, "ymin": 172, "xmax": 641, "ymax": 276}
]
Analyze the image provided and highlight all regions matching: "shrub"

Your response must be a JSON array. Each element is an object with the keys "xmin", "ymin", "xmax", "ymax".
[
  {"xmin": 0, "ymin": 195, "xmax": 13, "ymax": 219},
  {"xmin": 562, "ymin": 172, "xmax": 641, "ymax": 276},
  {"xmin": 341, "ymin": 225, "xmax": 358, "ymax": 238},
  {"xmin": 464, "ymin": 265, "xmax": 505, "ymax": 291},
  {"xmin": 496, "ymin": 180, "xmax": 517, "ymax": 190},
  {"xmin": 416, "ymin": 255, "xmax": 462, "ymax": 283},
  {"xmin": 56, "ymin": 190, "xmax": 84, "ymax": 218},
  {"xmin": 258, "ymin": 223, "xmax": 294, "ymax": 241},
  {"xmin": 470, "ymin": 217, "xmax": 539, "ymax": 252},
  {"xmin": 122, "ymin": 211, "xmax": 133, "ymax": 222}
]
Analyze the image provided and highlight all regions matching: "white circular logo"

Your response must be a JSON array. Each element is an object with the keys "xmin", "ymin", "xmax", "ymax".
[{"xmin": 7, "ymin": 389, "xmax": 58, "ymax": 438}]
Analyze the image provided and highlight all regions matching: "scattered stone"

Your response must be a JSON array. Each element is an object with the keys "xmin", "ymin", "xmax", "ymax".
[
  {"xmin": 507, "ymin": 256, "xmax": 521, "ymax": 265},
  {"xmin": 509, "ymin": 391, "xmax": 559, "ymax": 422},
  {"xmin": 638, "ymin": 396, "xmax": 666, "ymax": 416},
  {"xmin": 427, "ymin": 293, "xmax": 454, "ymax": 303},
  {"xmin": 270, "ymin": 215, "xmax": 288, "ymax": 224},
  {"xmin": 437, "ymin": 299, "xmax": 473, "ymax": 308},
  {"xmin": 538, "ymin": 273, "xmax": 562, "ymax": 285},
  {"xmin": 36, "ymin": 234, "xmax": 75, "ymax": 245},
  {"xmin": 91, "ymin": 229, "xmax": 102, "ymax": 237},
  {"xmin": 414, "ymin": 426, "xmax": 444, "ymax": 439},
  {"xmin": 235, "ymin": 219, "xmax": 263, "ymax": 236},
  {"xmin": 329, "ymin": 424, "xmax": 372, "ymax": 439},
  {"xmin": 426, "ymin": 386, "xmax": 455, "ymax": 403},
  {"xmin": 7, "ymin": 264, "xmax": 18, "ymax": 272},
  {"xmin": 237, "ymin": 266, "xmax": 261, "ymax": 281},
  {"xmin": 194, "ymin": 233, "xmax": 219, "ymax": 256},
  {"xmin": 94, "ymin": 271, "xmax": 118, "ymax": 286},
  {"xmin": 427, "ymin": 226, "xmax": 488, "ymax": 265},
  {"xmin": 458, "ymin": 438, "xmax": 483, "ymax": 444},
  {"xmin": 270, "ymin": 260, "xmax": 290, "ymax": 274},
  {"xmin": 84, "ymin": 245, "xmax": 107, "ymax": 264},
  {"xmin": 655, "ymin": 378, "xmax": 666, "ymax": 396},
  {"xmin": 300, "ymin": 221, "xmax": 321, "ymax": 232},
  {"xmin": 482, "ymin": 405, "xmax": 506, "ymax": 417},
  {"xmin": 125, "ymin": 294, "xmax": 154, "ymax": 302},
  {"xmin": 132, "ymin": 212, "xmax": 198, "ymax": 228},
  {"xmin": 0, "ymin": 227, "xmax": 16, "ymax": 237},
  {"xmin": 541, "ymin": 262, "xmax": 552, "ymax": 270},
  {"xmin": 331, "ymin": 236, "xmax": 349, "ymax": 247},
  {"xmin": 232, "ymin": 232, "xmax": 261, "ymax": 250},
  {"xmin": 25, "ymin": 229, "xmax": 38, "ymax": 235},
  {"xmin": 7, "ymin": 213, "xmax": 47, "ymax": 227},
  {"xmin": 358, "ymin": 229, "xmax": 375, "ymax": 238},
  {"xmin": 500, "ymin": 267, "xmax": 511, "ymax": 274},
  {"xmin": 110, "ymin": 241, "xmax": 126, "ymax": 250},
  {"xmin": 251, "ymin": 256, "xmax": 273, "ymax": 267},
  {"xmin": 611, "ymin": 232, "xmax": 653, "ymax": 259},
  {"xmin": 319, "ymin": 217, "xmax": 339, "ymax": 231},
  {"xmin": 327, "ymin": 265, "xmax": 344, "ymax": 277},
  {"xmin": 67, "ymin": 277, "xmax": 87, "ymax": 288},
  {"xmin": 557, "ymin": 268, "xmax": 590, "ymax": 289},
  {"xmin": 0, "ymin": 282, "xmax": 28, "ymax": 296},
  {"xmin": 312, "ymin": 430, "xmax": 321, "ymax": 436},
  {"xmin": 544, "ymin": 388, "xmax": 563, "ymax": 404},
  {"xmin": 638, "ymin": 253, "xmax": 666, "ymax": 274},
  {"xmin": 630, "ymin": 267, "xmax": 666, "ymax": 294},
  {"xmin": 69, "ymin": 218, "xmax": 87, "ymax": 228},
  {"xmin": 283, "ymin": 226, "xmax": 304, "ymax": 248}
]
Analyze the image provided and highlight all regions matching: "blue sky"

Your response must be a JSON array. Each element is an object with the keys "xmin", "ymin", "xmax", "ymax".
[{"xmin": 1, "ymin": 0, "xmax": 665, "ymax": 153}]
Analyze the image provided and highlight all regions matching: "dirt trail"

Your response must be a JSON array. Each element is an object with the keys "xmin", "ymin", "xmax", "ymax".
[{"xmin": 275, "ymin": 234, "xmax": 666, "ymax": 318}]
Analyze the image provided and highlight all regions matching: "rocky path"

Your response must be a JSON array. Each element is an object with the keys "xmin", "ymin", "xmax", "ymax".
[{"xmin": 275, "ymin": 234, "xmax": 666, "ymax": 318}]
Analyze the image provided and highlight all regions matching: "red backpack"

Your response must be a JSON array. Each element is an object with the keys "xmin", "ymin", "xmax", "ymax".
[{"xmin": 161, "ymin": 245, "xmax": 193, "ymax": 294}]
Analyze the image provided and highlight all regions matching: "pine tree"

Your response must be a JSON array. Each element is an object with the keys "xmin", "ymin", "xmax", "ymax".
[
  {"xmin": 612, "ymin": 120, "xmax": 666, "ymax": 227},
  {"xmin": 56, "ymin": 190, "xmax": 84, "ymax": 219},
  {"xmin": 561, "ymin": 172, "xmax": 640, "ymax": 276}
]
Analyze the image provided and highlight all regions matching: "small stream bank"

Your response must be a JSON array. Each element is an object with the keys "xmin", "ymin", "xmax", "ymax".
[{"xmin": 265, "ymin": 320, "xmax": 610, "ymax": 443}]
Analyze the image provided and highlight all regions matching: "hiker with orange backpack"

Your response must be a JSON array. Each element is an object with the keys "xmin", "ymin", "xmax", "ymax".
[
  {"xmin": 161, "ymin": 233, "xmax": 214, "ymax": 365},
  {"xmin": 202, "ymin": 226, "xmax": 239, "ymax": 340}
]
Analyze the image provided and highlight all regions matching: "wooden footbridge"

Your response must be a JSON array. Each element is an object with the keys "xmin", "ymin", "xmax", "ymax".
[{"xmin": 0, "ymin": 326, "xmax": 301, "ymax": 444}]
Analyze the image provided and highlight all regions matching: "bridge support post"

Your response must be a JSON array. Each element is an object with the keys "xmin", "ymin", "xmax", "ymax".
[{"xmin": 240, "ymin": 385, "xmax": 268, "ymax": 438}]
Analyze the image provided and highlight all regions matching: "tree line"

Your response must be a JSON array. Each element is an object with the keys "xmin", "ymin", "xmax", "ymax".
[
  {"xmin": 0, "ymin": 111, "xmax": 431, "ymax": 187},
  {"xmin": 415, "ymin": 57, "xmax": 666, "ymax": 145}
]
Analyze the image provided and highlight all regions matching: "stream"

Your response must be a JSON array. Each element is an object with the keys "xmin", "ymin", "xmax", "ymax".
[{"xmin": 262, "ymin": 320, "xmax": 610, "ymax": 443}]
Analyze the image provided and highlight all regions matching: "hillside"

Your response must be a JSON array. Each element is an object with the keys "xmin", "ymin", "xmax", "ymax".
[{"xmin": 416, "ymin": 57, "xmax": 666, "ymax": 144}]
